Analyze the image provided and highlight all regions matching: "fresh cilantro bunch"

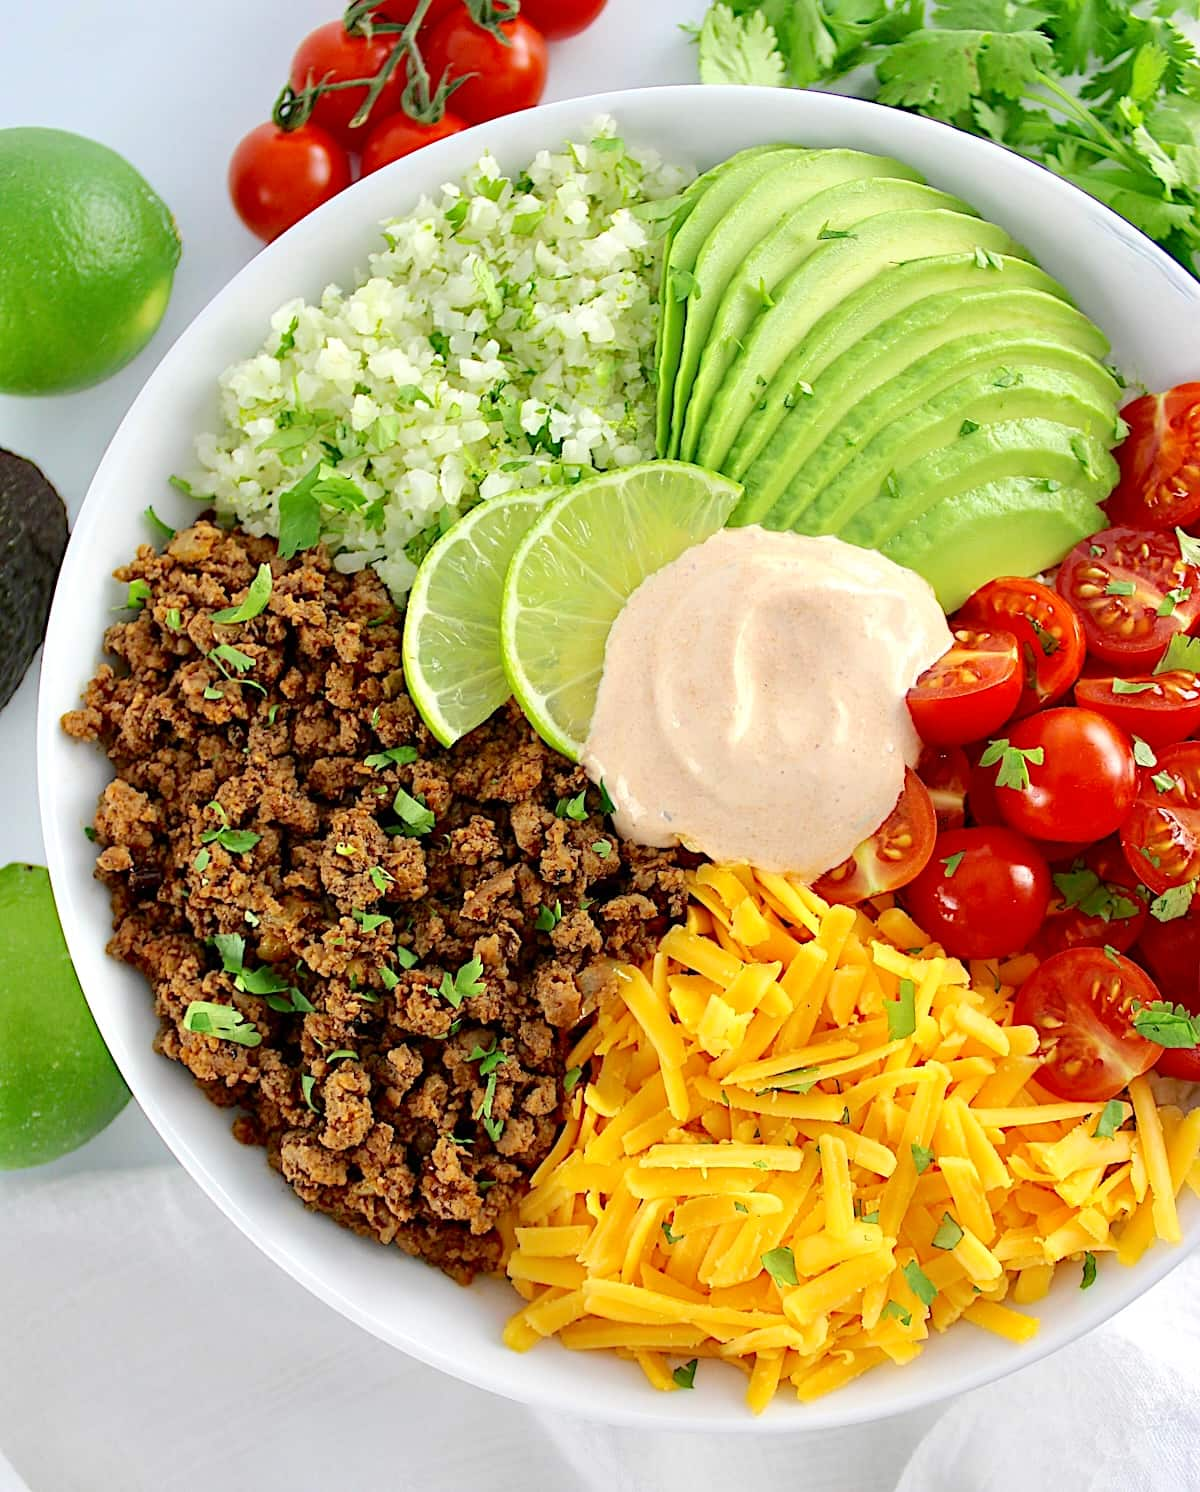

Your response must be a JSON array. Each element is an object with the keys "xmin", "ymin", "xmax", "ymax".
[{"xmin": 694, "ymin": 0, "xmax": 1200, "ymax": 276}]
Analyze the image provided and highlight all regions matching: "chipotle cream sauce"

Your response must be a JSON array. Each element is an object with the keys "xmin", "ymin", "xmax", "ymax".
[{"xmin": 581, "ymin": 527, "xmax": 952, "ymax": 878}]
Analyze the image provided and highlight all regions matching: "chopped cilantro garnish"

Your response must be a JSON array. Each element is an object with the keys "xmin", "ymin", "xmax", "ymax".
[
  {"xmin": 763, "ymin": 1067, "xmax": 817, "ymax": 1095},
  {"xmin": 1178, "ymin": 528, "xmax": 1200, "ymax": 569},
  {"xmin": 267, "ymin": 705, "xmax": 279, "ymax": 726},
  {"xmin": 1155, "ymin": 633, "xmax": 1200, "ymax": 675},
  {"xmin": 211, "ymin": 563, "xmax": 272, "ymax": 625},
  {"xmin": 959, "ymin": 418, "xmax": 980, "ymax": 436},
  {"xmin": 396, "ymin": 946, "xmax": 419, "ymax": 970},
  {"xmin": 591, "ymin": 840, "xmax": 612, "ymax": 859},
  {"xmin": 861, "ymin": 1209, "xmax": 879, "ymax": 1225},
  {"xmin": 911, "ymin": 1142, "xmax": 934, "ymax": 1175},
  {"xmin": 368, "ymin": 865, "xmax": 393, "ymax": 893},
  {"xmin": 1132, "ymin": 998, "xmax": 1200, "ymax": 1047},
  {"xmin": 881, "ymin": 1299, "xmax": 912, "ymax": 1327},
  {"xmin": 366, "ymin": 745, "xmax": 418, "ymax": 770},
  {"xmin": 193, "ymin": 847, "xmax": 211, "ymax": 873},
  {"xmin": 902, "ymin": 1260, "xmax": 937, "ymax": 1308},
  {"xmin": 439, "ymin": 956, "xmax": 486, "ymax": 1009},
  {"xmin": 468, "ymin": 1041, "xmax": 508, "ymax": 1078},
  {"xmin": 393, "ymin": 787, "xmax": 435, "ymax": 837},
  {"xmin": 379, "ymin": 966, "xmax": 400, "ymax": 991},
  {"xmin": 941, "ymin": 851, "xmax": 965, "ymax": 877},
  {"xmin": 209, "ymin": 643, "xmax": 254, "ymax": 673},
  {"xmin": 1158, "ymin": 587, "xmax": 1192, "ymax": 617},
  {"xmin": 83, "ymin": 825, "xmax": 97, "ymax": 842},
  {"xmin": 1151, "ymin": 770, "xmax": 1177, "ymax": 793},
  {"xmin": 761, "ymin": 1245, "xmax": 798, "ymax": 1287},
  {"xmin": 199, "ymin": 805, "xmax": 261, "ymax": 857},
  {"xmin": 165, "ymin": 607, "xmax": 182, "ymax": 633},
  {"xmin": 671, "ymin": 1359, "xmax": 698, "ymax": 1392},
  {"xmin": 932, "ymin": 1213, "xmax": 964, "ymax": 1251},
  {"xmin": 301, "ymin": 1074, "xmax": 320, "ymax": 1112},
  {"xmin": 1095, "ymin": 1099, "xmax": 1127, "ymax": 1140},
  {"xmin": 274, "ymin": 314, "xmax": 299, "ymax": 358},
  {"xmin": 564, "ymin": 1066, "xmax": 584, "ymax": 1094},
  {"xmin": 1105, "ymin": 579, "xmax": 1135, "ymax": 596},
  {"xmin": 168, "ymin": 474, "xmax": 195, "ymax": 497},
  {"xmin": 212, "ymin": 933, "xmax": 246, "ymax": 974},
  {"xmin": 535, "ymin": 901, "xmax": 563, "ymax": 932},
  {"xmin": 661, "ymin": 1221, "xmax": 682, "ymax": 1246},
  {"xmin": 1052, "ymin": 866, "xmax": 1139, "ymax": 924},
  {"xmin": 125, "ymin": 578, "xmax": 151, "ymax": 610},
  {"xmin": 183, "ymin": 1001, "xmax": 261, "ymax": 1047},
  {"xmin": 1149, "ymin": 881, "xmax": 1196, "ymax": 923},
  {"xmin": 555, "ymin": 790, "xmax": 588, "ymax": 821},
  {"xmin": 1132, "ymin": 737, "xmax": 1157, "ymax": 768},
  {"xmin": 1111, "ymin": 678, "xmax": 1157, "ymax": 695},
  {"xmin": 1080, "ymin": 1251, "xmax": 1098, "ymax": 1290},
  {"xmin": 143, "ymin": 505, "xmax": 175, "ymax": 542},
  {"xmin": 980, "ymin": 737, "xmax": 1044, "ymax": 791},
  {"xmin": 885, "ymin": 977, "xmax": 916, "ymax": 1041},
  {"xmin": 353, "ymin": 910, "xmax": 390, "ymax": 933}
]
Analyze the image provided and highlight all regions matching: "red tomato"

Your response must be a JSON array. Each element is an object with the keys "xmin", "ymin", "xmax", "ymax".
[
  {"xmin": 1032, "ymin": 838, "xmax": 1147, "ymax": 958},
  {"xmin": 1056, "ymin": 526, "xmax": 1200, "ymax": 670},
  {"xmin": 1014, "ymin": 947, "xmax": 1161, "ymax": 1100},
  {"xmin": 956, "ymin": 577, "xmax": 1085, "ymax": 717},
  {"xmin": 1074, "ymin": 669, "xmax": 1200, "ymax": 747},
  {"xmin": 917, "ymin": 744, "xmax": 969, "ymax": 832},
  {"xmin": 361, "ymin": 111, "xmax": 465, "ymax": 174},
  {"xmin": 1136, "ymin": 902, "xmax": 1200, "ymax": 1001},
  {"xmin": 987, "ymin": 707, "xmax": 1137, "ymax": 844},
  {"xmin": 906, "ymin": 626, "xmax": 1022, "ymax": 746},
  {"xmin": 1120, "ymin": 740, "xmax": 1200, "ymax": 894},
  {"xmin": 519, "ymin": 0, "xmax": 607, "ymax": 38},
  {"xmin": 289, "ymin": 21, "xmax": 406, "ymax": 147},
  {"xmin": 370, "ymin": 0, "xmax": 458, "ymax": 22},
  {"xmin": 901, "ymin": 825, "xmax": 1051, "ymax": 959},
  {"xmin": 1106, "ymin": 383, "xmax": 1200, "ymax": 529},
  {"xmin": 813, "ymin": 769, "xmax": 936, "ymax": 906},
  {"xmin": 229, "ymin": 123, "xmax": 352, "ymax": 242},
  {"xmin": 424, "ymin": 15, "xmax": 547, "ymax": 124},
  {"xmin": 966, "ymin": 744, "xmax": 1005, "ymax": 827}
]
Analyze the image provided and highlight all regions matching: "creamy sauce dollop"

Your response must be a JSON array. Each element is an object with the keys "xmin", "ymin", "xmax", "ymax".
[{"xmin": 581, "ymin": 527, "xmax": 952, "ymax": 878}]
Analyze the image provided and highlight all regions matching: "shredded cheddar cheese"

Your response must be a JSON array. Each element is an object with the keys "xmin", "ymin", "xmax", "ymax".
[{"xmin": 503, "ymin": 866, "xmax": 1199, "ymax": 1412}]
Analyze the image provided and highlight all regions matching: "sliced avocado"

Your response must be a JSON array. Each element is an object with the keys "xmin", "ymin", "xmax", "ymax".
[
  {"xmin": 668, "ymin": 152, "xmax": 928, "ymax": 459},
  {"xmin": 794, "ymin": 368, "xmax": 1121, "ymax": 539},
  {"xmin": 881, "ymin": 479, "xmax": 1108, "ymax": 610},
  {"xmin": 738, "ymin": 292, "xmax": 1115, "ymax": 529},
  {"xmin": 677, "ymin": 177, "xmax": 972, "ymax": 463},
  {"xmin": 654, "ymin": 146, "xmax": 804, "ymax": 458},
  {"xmin": 841, "ymin": 417, "xmax": 1118, "ymax": 549},
  {"xmin": 726, "ymin": 252, "xmax": 1069, "ymax": 482},
  {"xmin": 698, "ymin": 209, "xmax": 1025, "ymax": 473}
]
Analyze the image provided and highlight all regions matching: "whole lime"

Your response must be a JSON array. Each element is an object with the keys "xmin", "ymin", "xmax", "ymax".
[
  {"xmin": 0, "ymin": 863, "xmax": 129, "ymax": 1168},
  {"xmin": 0, "ymin": 128, "xmax": 181, "ymax": 395}
]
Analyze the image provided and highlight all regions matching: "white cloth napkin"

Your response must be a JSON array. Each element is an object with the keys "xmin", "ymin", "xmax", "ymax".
[{"xmin": 1, "ymin": 1159, "xmax": 1197, "ymax": 1492}]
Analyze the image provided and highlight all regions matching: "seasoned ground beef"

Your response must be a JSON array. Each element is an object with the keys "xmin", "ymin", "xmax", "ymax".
[{"xmin": 63, "ymin": 521, "xmax": 689, "ymax": 1282}]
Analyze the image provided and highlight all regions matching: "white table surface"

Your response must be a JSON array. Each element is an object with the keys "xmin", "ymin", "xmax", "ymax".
[{"xmin": 3, "ymin": 6, "xmax": 1199, "ymax": 1491}]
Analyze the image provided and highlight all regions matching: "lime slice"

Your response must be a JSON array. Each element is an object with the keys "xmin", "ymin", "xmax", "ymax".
[
  {"xmin": 499, "ymin": 462, "xmax": 742, "ymax": 760},
  {"xmin": 403, "ymin": 491, "xmax": 548, "ymax": 746}
]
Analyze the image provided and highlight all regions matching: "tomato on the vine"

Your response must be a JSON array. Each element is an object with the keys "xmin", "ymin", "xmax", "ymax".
[
  {"xmin": 1032, "ymin": 838, "xmax": 1147, "ymax": 958},
  {"xmin": 370, "ymin": 0, "xmax": 458, "ymax": 23},
  {"xmin": 813, "ymin": 768, "xmax": 936, "ymax": 905},
  {"xmin": 1057, "ymin": 526, "xmax": 1200, "ymax": 670},
  {"xmin": 917, "ymin": 744, "xmax": 969, "ymax": 832},
  {"xmin": 906, "ymin": 626, "xmax": 1021, "ymax": 746},
  {"xmin": 289, "ymin": 21, "xmax": 407, "ymax": 147},
  {"xmin": 1014, "ymin": 947, "xmax": 1161, "ymax": 1101},
  {"xmin": 956, "ymin": 576, "xmax": 1084, "ymax": 716},
  {"xmin": 229, "ymin": 123, "xmax": 352, "ymax": 242},
  {"xmin": 900, "ymin": 825, "xmax": 1051, "ymax": 959},
  {"xmin": 1074, "ymin": 668, "xmax": 1200, "ymax": 747},
  {"xmin": 361, "ymin": 111, "xmax": 465, "ymax": 174},
  {"xmin": 987, "ymin": 707, "xmax": 1137, "ymax": 844},
  {"xmin": 1120, "ymin": 740, "xmax": 1200, "ymax": 894},
  {"xmin": 1106, "ymin": 382, "xmax": 1200, "ymax": 530},
  {"xmin": 424, "ymin": 15, "xmax": 548, "ymax": 125},
  {"xmin": 519, "ymin": 0, "xmax": 608, "ymax": 38}
]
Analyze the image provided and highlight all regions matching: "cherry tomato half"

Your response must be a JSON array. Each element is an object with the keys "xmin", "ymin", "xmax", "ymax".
[
  {"xmin": 1074, "ymin": 669, "xmax": 1200, "ymax": 748},
  {"xmin": 519, "ymin": 0, "xmax": 608, "ymax": 38},
  {"xmin": 1032, "ymin": 838, "xmax": 1147, "ymax": 958},
  {"xmin": 956, "ymin": 576, "xmax": 1084, "ymax": 717},
  {"xmin": 1106, "ymin": 382, "xmax": 1200, "ymax": 530},
  {"xmin": 229, "ymin": 122, "xmax": 352, "ymax": 242},
  {"xmin": 361, "ymin": 111, "xmax": 465, "ymax": 174},
  {"xmin": 900, "ymin": 825, "xmax": 1051, "ymax": 960},
  {"xmin": 424, "ymin": 15, "xmax": 548, "ymax": 125},
  {"xmin": 917, "ymin": 744, "xmax": 969, "ymax": 832},
  {"xmin": 989, "ymin": 707, "xmax": 1137, "ymax": 844},
  {"xmin": 1120, "ymin": 740, "xmax": 1200, "ymax": 894},
  {"xmin": 289, "ymin": 21, "xmax": 406, "ymax": 147},
  {"xmin": 1057, "ymin": 526, "xmax": 1200, "ymax": 670},
  {"xmin": 813, "ymin": 768, "xmax": 936, "ymax": 905},
  {"xmin": 1014, "ymin": 947, "xmax": 1161, "ymax": 1101},
  {"xmin": 906, "ymin": 626, "xmax": 1022, "ymax": 746}
]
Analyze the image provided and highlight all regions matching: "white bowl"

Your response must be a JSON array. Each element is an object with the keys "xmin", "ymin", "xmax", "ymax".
[{"xmin": 38, "ymin": 84, "xmax": 1200, "ymax": 1431}]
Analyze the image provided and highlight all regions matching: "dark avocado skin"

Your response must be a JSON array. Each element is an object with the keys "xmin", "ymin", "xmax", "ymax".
[{"xmin": 0, "ymin": 449, "xmax": 67, "ymax": 709}]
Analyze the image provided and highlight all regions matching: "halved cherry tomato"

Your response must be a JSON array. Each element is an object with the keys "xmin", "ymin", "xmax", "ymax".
[
  {"xmin": 989, "ymin": 707, "xmax": 1137, "ymax": 843},
  {"xmin": 1057, "ymin": 526, "xmax": 1200, "ymax": 670},
  {"xmin": 917, "ymin": 744, "xmax": 969, "ymax": 831},
  {"xmin": 906, "ymin": 626, "xmax": 1022, "ymax": 746},
  {"xmin": 1106, "ymin": 383, "xmax": 1200, "ymax": 530},
  {"xmin": 902, "ymin": 825, "xmax": 1051, "ymax": 959},
  {"xmin": 1032, "ymin": 838, "xmax": 1147, "ymax": 958},
  {"xmin": 956, "ymin": 576, "xmax": 1084, "ymax": 717},
  {"xmin": 1074, "ymin": 669, "xmax": 1200, "ymax": 747},
  {"xmin": 361, "ymin": 111, "xmax": 465, "ymax": 174},
  {"xmin": 1120, "ymin": 740, "xmax": 1200, "ymax": 894},
  {"xmin": 813, "ymin": 768, "xmax": 936, "ymax": 905},
  {"xmin": 1014, "ymin": 947, "xmax": 1161, "ymax": 1101},
  {"xmin": 289, "ymin": 21, "xmax": 407, "ymax": 147}
]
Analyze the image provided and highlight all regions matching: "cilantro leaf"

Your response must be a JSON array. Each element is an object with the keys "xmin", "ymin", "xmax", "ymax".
[
  {"xmin": 439, "ymin": 956, "xmax": 486, "ymax": 1009},
  {"xmin": 696, "ymin": 3, "xmax": 787, "ymax": 86},
  {"xmin": 555, "ymin": 790, "xmax": 589, "ymax": 822},
  {"xmin": 885, "ymin": 977, "xmax": 917, "ymax": 1040},
  {"xmin": 911, "ymin": 1141, "xmax": 934, "ymax": 1174},
  {"xmin": 1149, "ymin": 881, "xmax": 1196, "ymax": 922},
  {"xmin": 211, "ymin": 563, "xmax": 273, "ymax": 625},
  {"xmin": 902, "ymin": 1258, "xmax": 937, "ymax": 1308},
  {"xmin": 393, "ymin": 787, "xmax": 435, "ymax": 837},
  {"xmin": 1080, "ymin": 1250, "xmax": 1098, "ymax": 1289},
  {"xmin": 1095, "ymin": 1098, "xmax": 1127, "ymax": 1139},
  {"xmin": 365, "ymin": 745, "xmax": 418, "ymax": 770},
  {"xmin": 932, "ymin": 1212, "xmax": 965, "ymax": 1250},
  {"xmin": 183, "ymin": 1000, "xmax": 261, "ymax": 1047},
  {"xmin": 761, "ymin": 1244, "xmax": 799, "ymax": 1287},
  {"xmin": 881, "ymin": 1299, "xmax": 912, "ymax": 1326},
  {"xmin": 1155, "ymin": 632, "xmax": 1200, "ymax": 675},
  {"xmin": 672, "ymin": 1358, "xmax": 698, "ymax": 1390},
  {"xmin": 1132, "ymin": 998, "xmax": 1200, "ymax": 1047},
  {"xmin": 980, "ymin": 737, "xmax": 1044, "ymax": 791},
  {"xmin": 942, "ymin": 851, "xmax": 965, "ymax": 877}
]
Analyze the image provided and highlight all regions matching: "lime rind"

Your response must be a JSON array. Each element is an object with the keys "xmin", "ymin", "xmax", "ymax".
[
  {"xmin": 402, "ymin": 491, "xmax": 548, "ymax": 747},
  {"xmin": 499, "ymin": 462, "xmax": 742, "ymax": 760}
]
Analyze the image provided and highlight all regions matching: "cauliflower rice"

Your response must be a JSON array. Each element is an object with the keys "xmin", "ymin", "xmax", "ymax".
[{"xmin": 190, "ymin": 118, "xmax": 691, "ymax": 600}]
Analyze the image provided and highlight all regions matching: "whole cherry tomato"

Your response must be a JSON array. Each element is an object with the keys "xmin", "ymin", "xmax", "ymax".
[
  {"xmin": 289, "ymin": 21, "xmax": 407, "ymax": 147},
  {"xmin": 813, "ymin": 769, "xmax": 936, "ymax": 906},
  {"xmin": 1136, "ymin": 901, "xmax": 1200, "ymax": 1002},
  {"xmin": 361, "ymin": 111, "xmax": 465, "ymax": 174},
  {"xmin": 229, "ymin": 123, "xmax": 352, "ymax": 242},
  {"xmin": 1032, "ymin": 838, "xmax": 1148, "ymax": 958},
  {"xmin": 900, "ymin": 825, "xmax": 1051, "ymax": 960},
  {"xmin": 906, "ymin": 626, "xmax": 1022, "ymax": 746},
  {"xmin": 985, "ymin": 707, "xmax": 1137, "ymax": 844},
  {"xmin": 424, "ymin": 15, "xmax": 548, "ymax": 124},
  {"xmin": 956, "ymin": 576, "xmax": 1084, "ymax": 717},
  {"xmin": 519, "ymin": 0, "xmax": 608, "ymax": 39},
  {"xmin": 1106, "ymin": 382, "xmax": 1200, "ymax": 529},
  {"xmin": 1014, "ymin": 947, "xmax": 1161, "ymax": 1101}
]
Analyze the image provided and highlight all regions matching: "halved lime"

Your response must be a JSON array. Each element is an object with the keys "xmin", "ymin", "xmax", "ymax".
[
  {"xmin": 499, "ymin": 462, "xmax": 742, "ymax": 760},
  {"xmin": 403, "ymin": 491, "xmax": 548, "ymax": 746}
]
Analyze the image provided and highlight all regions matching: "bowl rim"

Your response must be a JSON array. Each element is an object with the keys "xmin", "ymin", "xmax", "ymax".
[{"xmin": 36, "ymin": 81, "xmax": 1200, "ymax": 1432}]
